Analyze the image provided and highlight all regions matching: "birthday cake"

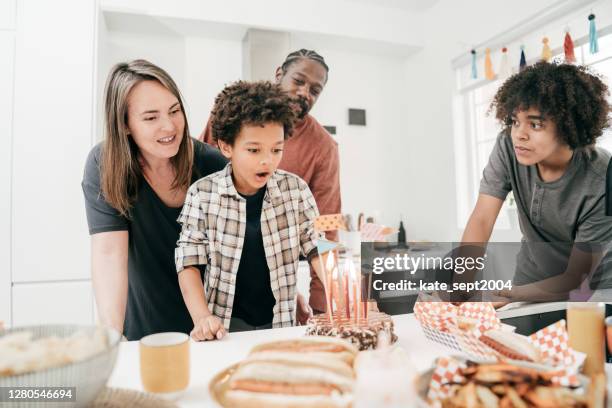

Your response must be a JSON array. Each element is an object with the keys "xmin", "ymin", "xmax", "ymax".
[{"xmin": 305, "ymin": 311, "xmax": 398, "ymax": 351}]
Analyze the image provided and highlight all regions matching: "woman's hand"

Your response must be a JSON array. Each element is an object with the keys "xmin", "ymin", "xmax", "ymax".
[
  {"xmin": 91, "ymin": 231, "xmax": 129, "ymax": 334},
  {"xmin": 191, "ymin": 315, "xmax": 226, "ymax": 341}
]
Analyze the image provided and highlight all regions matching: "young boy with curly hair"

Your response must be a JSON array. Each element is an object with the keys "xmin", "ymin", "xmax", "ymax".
[
  {"xmin": 175, "ymin": 81, "xmax": 325, "ymax": 339},
  {"xmin": 462, "ymin": 61, "xmax": 611, "ymax": 300}
]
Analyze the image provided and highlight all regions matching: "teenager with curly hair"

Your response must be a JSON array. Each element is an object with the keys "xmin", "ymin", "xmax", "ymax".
[
  {"xmin": 175, "ymin": 81, "xmax": 327, "ymax": 339},
  {"xmin": 462, "ymin": 61, "xmax": 612, "ymax": 302}
]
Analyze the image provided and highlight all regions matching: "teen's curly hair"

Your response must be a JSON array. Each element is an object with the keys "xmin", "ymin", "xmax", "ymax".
[
  {"xmin": 210, "ymin": 80, "xmax": 297, "ymax": 145},
  {"xmin": 490, "ymin": 61, "xmax": 610, "ymax": 149}
]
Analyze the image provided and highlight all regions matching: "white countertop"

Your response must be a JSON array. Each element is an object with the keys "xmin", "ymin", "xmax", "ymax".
[{"xmin": 106, "ymin": 313, "xmax": 447, "ymax": 407}]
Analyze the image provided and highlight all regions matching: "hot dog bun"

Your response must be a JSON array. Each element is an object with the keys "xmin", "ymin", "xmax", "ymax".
[
  {"xmin": 224, "ymin": 390, "xmax": 352, "ymax": 408},
  {"xmin": 249, "ymin": 336, "xmax": 358, "ymax": 365}
]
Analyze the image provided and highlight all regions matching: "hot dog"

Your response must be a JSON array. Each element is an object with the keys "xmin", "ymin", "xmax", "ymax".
[{"xmin": 223, "ymin": 337, "xmax": 356, "ymax": 408}]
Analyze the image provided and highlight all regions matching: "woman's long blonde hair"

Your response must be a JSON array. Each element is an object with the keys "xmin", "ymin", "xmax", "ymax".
[{"xmin": 101, "ymin": 59, "xmax": 193, "ymax": 217}]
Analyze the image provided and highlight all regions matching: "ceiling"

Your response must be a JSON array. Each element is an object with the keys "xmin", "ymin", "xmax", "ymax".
[{"xmin": 343, "ymin": 0, "xmax": 439, "ymax": 12}]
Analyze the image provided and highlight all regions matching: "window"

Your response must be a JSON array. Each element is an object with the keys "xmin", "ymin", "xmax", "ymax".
[{"xmin": 455, "ymin": 30, "xmax": 612, "ymax": 229}]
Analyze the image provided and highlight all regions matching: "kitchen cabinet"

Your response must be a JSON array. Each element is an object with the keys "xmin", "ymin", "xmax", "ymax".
[
  {"xmin": 12, "ymin": 0, "xmax": 96, "ymax": 283},
  {"xmin": 12, "ymin": 281, "xmax": 94, "ymax": 326},
  {"xmin": 0, "ymin": 32, "xmax": 15, "ymax": 326}
]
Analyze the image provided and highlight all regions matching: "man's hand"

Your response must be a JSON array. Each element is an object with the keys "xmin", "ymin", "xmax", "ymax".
[
  {"xmin": 296, "ymin": 293, "xmax": 313, "ymax": 325},
  {"xmin": 191, "ymin": 315, "xmax": 226, "ymax": 341},
  {"xmin": 367, "ymin": 300, "xmax": 380, "ymax": 312}
]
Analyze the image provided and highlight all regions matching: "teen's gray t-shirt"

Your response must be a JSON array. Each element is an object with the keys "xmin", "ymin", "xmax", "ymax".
[{"xmin": 479, "ymin": 131, "xmax": 612, "ymax": 286}]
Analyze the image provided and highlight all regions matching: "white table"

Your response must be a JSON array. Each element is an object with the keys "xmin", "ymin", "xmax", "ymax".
[{"xmin": 106, "ymin": 314, "xmax": 448, "ymax": 407}]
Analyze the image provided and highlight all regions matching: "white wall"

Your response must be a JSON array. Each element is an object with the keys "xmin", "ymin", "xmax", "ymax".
[
  {"xmin": 100, "ymin": 0, "xmax": 424, "ymax": 49},
  {"xmin": 0, "ymin": 0, "xmax": 16, "ymax": 30},
  {"xmin": 182, "ymin": 37, "xmax": 243, "ymax": 136},
  {"xmin": 0, "ymin": 0, "xmax": 16, "ymax": 327},
  {"xmin": 243, "ymin": 29, "xmax": 291, "ymax": 81}
]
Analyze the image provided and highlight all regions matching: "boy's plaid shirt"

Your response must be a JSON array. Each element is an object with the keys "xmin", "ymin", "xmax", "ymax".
[{"xmin": 175, "ymin": 164, "xmax": 322, "ymax": 329}]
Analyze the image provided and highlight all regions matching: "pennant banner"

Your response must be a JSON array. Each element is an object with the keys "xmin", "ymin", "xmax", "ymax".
[
  {"xmin": 498, "ymin": 47, "xmax": 511, "ymax": 79},
  {"xmin": 564, "ymin": 31, "xmax": 576, "ymax": 63},
  {"xmin": 589, "ymin": 13, "xmax": 599, "ymax": 54},
  {"xmin": 314, "ymin": 214, "xmax": 346, "ymax": 232},
  {"xmin": 541, "ymin": 37, "xmax": 552, "ymax": 61},
  {"xmin": 360, "ymin": 223, "xmax": 395, "ymax": 241},
  {"xmin": 316, "ymin": 239, "xmax": 341, "ymax": 255},
  {"xmin": 484, "ymin": 48, "xmax": 495, "ymax": 80}
]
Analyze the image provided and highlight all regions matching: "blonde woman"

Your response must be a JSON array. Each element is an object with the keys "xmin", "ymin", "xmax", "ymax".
[{"xmin": 82, "ymin": 60, "xmax": 227, "ymax": 340}]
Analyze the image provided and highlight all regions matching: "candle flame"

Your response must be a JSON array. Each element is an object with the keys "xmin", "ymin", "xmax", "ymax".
[
  {"xmin": 325, "ymin": 252, "xmax": 335, "ymax": 270},
  {"xmin": 347, "ymin": 260, "xmax": 357, "ymax": 281}
]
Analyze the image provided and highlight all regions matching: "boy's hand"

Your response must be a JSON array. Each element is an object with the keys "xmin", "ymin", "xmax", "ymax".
[
  {"xmin": 191, "ymin": 315, "xmax": 226, "ymax": 341},
  {"xmin": 296, "ymin": 293, "xmax": 313, "ymax": 325}
]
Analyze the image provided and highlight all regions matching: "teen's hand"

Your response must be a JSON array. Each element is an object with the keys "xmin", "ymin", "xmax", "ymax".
[
  {"xmin": 191, "ymin": 315, "xmax": 225, "ymax": 341},
  {"xmin": 296, "ymin": 293, "xmax": 313, "ymax": 325},
  {"xmin": 491, "ymin": 301, "xmax": 510, "ymax": 309},
  {"xmin": 495, "ymin": 284, "xmax": 530, "ymax": 302}
]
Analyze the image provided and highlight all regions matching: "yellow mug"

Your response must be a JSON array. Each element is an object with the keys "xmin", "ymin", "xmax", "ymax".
[{"xmin": 140, "ymin": 332, "xmax": 190, "ymax": 395}]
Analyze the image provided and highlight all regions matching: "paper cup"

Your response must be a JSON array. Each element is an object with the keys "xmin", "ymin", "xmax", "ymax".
[{"xmin": 140, "ymin": 332, "xmax": 190, "ymax": 396}]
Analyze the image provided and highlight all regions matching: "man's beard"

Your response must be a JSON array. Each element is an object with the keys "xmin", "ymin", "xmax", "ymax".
[{"xmin": 292, "ymin": 96, "xmax": 310, "ymax": 120}]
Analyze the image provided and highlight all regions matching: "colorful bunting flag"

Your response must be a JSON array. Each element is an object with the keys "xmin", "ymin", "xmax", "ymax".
[
  {"xmin": 589, "ymin": 13, "xmax": 599, "ymax": 54},
  {"xmin": 564, "ymin": 31, "xmax": 576, "ymax": 63},
  {"xmin": 519, "ymin": 45, "xmax": 527, "ymax": 71},
  {"xmin": 316, "ymin": 239, "xmax": 341, "ymax": 255},
  {"xmin": 360, "ymin": 223, "xmax": 395, "ymax": 241},
  {"xmin": 498, "ymin": 47, "xmax": 511, "ymax": 79},
  {"xmin": 541, "ymin": 37, "xmax": 552, "ymax": 61},
  {"xmin": 484, "ymin": 48, "xmax": 495, "ymax": 80},
  {"xmin": 314, "ymin": 214, "xmax": 346, "ymax": 232}
]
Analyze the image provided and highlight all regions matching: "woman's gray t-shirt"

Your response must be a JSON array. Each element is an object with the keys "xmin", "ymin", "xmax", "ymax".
[
  {"xmin": 480, "ymin": 132, "xmax": 612, "ymax": 286},
  {"xmin": 82, "ymin": 139, "xmax": 227, "ymax": 340}
]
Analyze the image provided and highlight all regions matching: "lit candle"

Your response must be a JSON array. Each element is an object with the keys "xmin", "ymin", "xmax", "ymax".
[
  {"xmin": 365, "ymin": 272, "xmax": 372, "ymax": 320},
  {"xmin": 332, "ymin": 264, "xmax": 341, "ymax": 316},
  {"xmin": 346, "ymin": 260, "xmax": 358, "ymax": 322},
  {"xmin": 324, "ymin": 252, "xmax": 335, "ymax": 322},
  {"xmin": 343, "ymin": 262, "xmax": 351, "ymax": 320}
]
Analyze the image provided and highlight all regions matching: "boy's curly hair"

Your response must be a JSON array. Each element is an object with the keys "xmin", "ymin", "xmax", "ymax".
[
  {"xmin": 211, "ymin": 80, "xmax": 297, "ymax": 145},
  {"xmin": 490, "ymin": 61, "xmax": 610, "ymax": 149}
]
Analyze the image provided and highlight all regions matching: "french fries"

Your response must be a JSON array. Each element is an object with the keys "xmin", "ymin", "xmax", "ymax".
[{"xmin": 439, "ymin": 363, "xmax": 605, "ymax": 408}]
